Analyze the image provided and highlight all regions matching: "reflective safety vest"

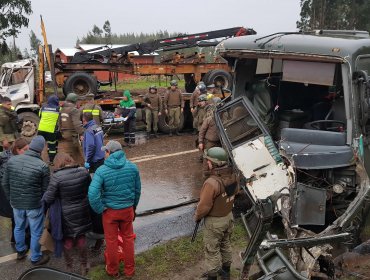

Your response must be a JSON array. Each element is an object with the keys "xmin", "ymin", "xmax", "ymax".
[
  {"xmin": 38, "ymin": 107, "xmax": 59, "ymax": 133},
  {"xmin": 81, "ymin": 103, "xmax": 103, "ymax": 125}
]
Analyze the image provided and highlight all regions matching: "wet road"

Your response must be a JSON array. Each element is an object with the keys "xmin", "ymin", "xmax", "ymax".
[{"xmin": 0, "ymin": 132, "xmax": 203, "ymax": 278}]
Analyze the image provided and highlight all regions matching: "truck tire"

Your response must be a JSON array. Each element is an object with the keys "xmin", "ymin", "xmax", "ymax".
[
  {"xmin": 203, "ymin": 69, "xmax": 232, "ymax": 90},
  {"xmin": 184, "ymin": 74, "xmax": 197, "ymax": 93},
  {"xmin": 63, "ymin": 72, "xmax": 97, "ymax": 96},
  {"xmin": 18, "ymin": 112, "xmax": 40, "ymax": 139},
  {"xmin": 158, "ymin": 112, "xmax": 185, "ymax": 133}
]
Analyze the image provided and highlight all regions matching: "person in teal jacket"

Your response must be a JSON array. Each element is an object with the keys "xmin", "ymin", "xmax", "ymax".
[{"xmin": 88, "ymin": 140, "xmax": 141, "ymax": 279}]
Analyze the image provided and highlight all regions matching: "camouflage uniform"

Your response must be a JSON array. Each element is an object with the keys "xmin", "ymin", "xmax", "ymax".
[
  {"xmin": 195, "ymin": 166, "xmax": 238, "ymax": 279},
  {"xmin": 60, "ymin": 101, "xmax": 84, "ymax": 164},
  {"xmin": 0, "ymin": 106, "xmax": 18, "ymax": 147}
]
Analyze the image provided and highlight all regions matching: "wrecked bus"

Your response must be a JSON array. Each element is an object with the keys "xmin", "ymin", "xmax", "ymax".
[{"xmin": 215, "ymin": 30, "xmax": 370, "ymax": 279}]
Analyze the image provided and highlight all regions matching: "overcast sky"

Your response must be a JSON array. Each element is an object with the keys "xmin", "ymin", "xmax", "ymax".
[{"xmin": 13, "ymin": 0, "xmax": 301, "ymax": 52}]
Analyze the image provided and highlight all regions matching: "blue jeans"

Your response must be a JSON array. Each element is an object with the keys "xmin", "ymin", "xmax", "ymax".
[{"xmin": 13, "ymin": 207, "xmax": 44, "ymax": 262}]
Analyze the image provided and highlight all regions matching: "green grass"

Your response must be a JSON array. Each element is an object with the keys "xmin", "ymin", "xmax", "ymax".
[
  {"xmin": 88, "ymin": 220, "xmax": 247, "ymax": 280},
  {"xmin": 99, "ymin": 77, "xmax": 185, "ymax": 92}
]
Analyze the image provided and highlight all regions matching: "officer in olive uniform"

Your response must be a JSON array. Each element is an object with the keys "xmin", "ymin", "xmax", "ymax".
[
  {"xmin": 80, "ymin": 93, "xmax": 104, "ymax": 125},
  {"xmin": 144, "ymin": 85, "xmax": 162, "ymax": 139},
  {"xmin": 191, "ymin": 84, "xmax": 207, "ymax": 134},
  {"xmin": 37, "ymin": 95, "xmax": 60, "ymax": 163},
  {"xmin": 60, "ymin": 93, "xmax": 84, "ymax": 164},
  {"xmin": 164, "ymin": 80, "xmax": 184, "ymax": 136},
  {"xmin": 194, "ymin": 147, "xmax": 239, "ymax": 280},
  {"xmin": 0, "ymin": 97, "xmax": 18, "ymax": 151}
]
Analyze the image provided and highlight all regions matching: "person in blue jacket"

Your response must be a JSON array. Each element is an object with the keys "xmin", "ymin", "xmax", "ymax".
[
  {"xmin": 82, "ymin": 112, "xmax": 105, "ymax": 173},
  {"xmin": 88, "ymin": 140, "xmax": 141, "ymax": 279}
]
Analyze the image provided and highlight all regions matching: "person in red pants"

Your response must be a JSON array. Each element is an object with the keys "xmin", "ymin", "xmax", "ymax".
[{"xmin": 88, "ymin": 140, "xmax": 141, "ymax": 278}]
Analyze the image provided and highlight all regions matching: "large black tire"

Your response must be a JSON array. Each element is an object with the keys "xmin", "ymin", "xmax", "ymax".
[
  {"xmin": 63, "ymin": 72, "xmax": 97, "ymax": 96},
  {"xmin": 184, "ymin": 74, "xmax": 197, "ymax": 93},
  {"xmin": 18, "ymin": 111, "xmax": 40, "ymax": 139},
  {"xmin": 158, "ymin": 112, "xmax": 185, "ymax": 134},
  {"xmin": 203, "ymin": 69, "xmax": 233, "ymax": 90}
]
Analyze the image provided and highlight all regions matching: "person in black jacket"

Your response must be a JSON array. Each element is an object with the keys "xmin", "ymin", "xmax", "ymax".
[{"xmin": 43, "ymin": 152, "xmax": 92, "ymax": 275}]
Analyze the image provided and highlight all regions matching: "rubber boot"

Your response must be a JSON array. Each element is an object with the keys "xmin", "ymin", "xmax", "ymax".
[
  {"xmin": 169, "ymin": 129, "xmax": 173, "ymax": 137},
  {"xmin": 220, "ymin": 264, "xmax": 231, "ymax": 280},
  {"xmin": 207, "ymin": 274, "xmax": 218, "ymax": 280},
  {"xmin": 192, "ymin": 128, "xmax": 198, "ymax": 135},
  {"xmin": 175, "ymin": 129, "xmax": 181, "ymax": 136},
  {"xmin": 146, "ymin": 132, "xmax": 150, "ymax": 140},
  {"xmin": 154, "ymin": 132, "xmax": 159, "ymax": 138}
]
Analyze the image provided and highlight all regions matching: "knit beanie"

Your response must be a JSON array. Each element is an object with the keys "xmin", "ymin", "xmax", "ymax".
[{"xmin": 29, "ymin": 136, "xmax": 45, "ymax": 153}]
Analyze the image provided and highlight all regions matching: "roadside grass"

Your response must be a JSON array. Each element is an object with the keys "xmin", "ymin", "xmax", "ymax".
[{"xmin": 88, "ymin": 220, "xmax": 248, "ymax": 280}]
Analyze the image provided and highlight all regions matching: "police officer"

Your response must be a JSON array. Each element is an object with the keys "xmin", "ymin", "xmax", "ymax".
[
  {"xmin": 80, "ymin": 93, "xmax": 104, "ymax": 125},
  {"xmin": 199, "ymin": 97, "xmax": 222, "ymax": 177},
  {"xmin": 144, "ymin": 85, "xmax": 162, "ymax": 140},
  {"xmin": 60, "ymin": 93, "xmax": 84, "ymax": 164},
  {"xmin": 0, "ymin": 97, "xmax": 18, "ymax": 151},
  {"xmin": 164, "ymin": 80, "xmax": 184, "ymax": 136},
  {"xmin": 194, "ymin": 147, "xmax": 239, "ymax": 280},
  {"xmin": 37, "ymin": 95, "xmax": 60, "ymax": 164},
  {"xmin": 191, "ymin": 83, "xmax": 207, "ymax": 134}
]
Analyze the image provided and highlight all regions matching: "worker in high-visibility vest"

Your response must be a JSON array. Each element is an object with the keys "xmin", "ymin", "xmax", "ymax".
[
  {"xmin": 80, "ymin": 94, "xmax": 104, "ymax": 125},
  {"xmin": 37, "ymin": 94, "xmax": 60, "ymax": 164}
]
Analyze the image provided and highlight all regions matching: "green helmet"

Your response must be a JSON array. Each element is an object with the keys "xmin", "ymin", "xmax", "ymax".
[
  {"xmin": 204, "ymin": 147, "xmax": 228, "ymax": 166},
  {"xmin": 198, "ymin": 94, "xmax": 207, "ymax": 102},
  {"xmin": 66, "ymin": 92, "xmax": 78, "ymax": 103},
  {"xmin": 170, "ymin": 80, "xmax": 178, "ymax": 86}
]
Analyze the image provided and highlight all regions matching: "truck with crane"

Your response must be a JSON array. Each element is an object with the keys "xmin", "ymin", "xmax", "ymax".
[{"xmin": 0, "ymin": 26, "xmax": 255, "ymax": 137}]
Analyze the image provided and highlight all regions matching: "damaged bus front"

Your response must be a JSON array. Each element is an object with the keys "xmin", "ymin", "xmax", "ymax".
[{"xmin": 215, "ymin": 31, "xmax": 370, "ymax": 279}]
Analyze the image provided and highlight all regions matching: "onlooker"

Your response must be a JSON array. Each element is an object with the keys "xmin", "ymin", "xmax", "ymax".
[
  {"xmin": 119, "ymin": 90, "xmax": 136, "ymax": 147},
  {"xmin": 0, "ymin": 97, "xmax": 19, "ymax": 151},
  {"xmin": 143, "ymin": 85, "xmax": 162, "ymax": 140},
  {"xmin": 0, "ymin": 138, "xmax": 29, "ymax": 243},
  {"xmin": 82, "ymin": 112, "xmax": 105, "ymax": 173},
  {"xmin": 88, "ymin": 140, "xmax": 141, "ymax": 279},
  {"xmin": 82, "ymin": 112, "xmax": 105, "ymax": 250},
  {"xmin": 38, "ymin": 95, "xmax": 60, "ymax": 164},
  {"xmin": 60, "ymin": 92, "xmax": 84, "ymax": 164},
  {"xmin": 80, "ymin": 93, "xmax": 104, "ymax": 125},
  {"xmin": 164, "ymin": 80, "xmax": 184, "ymax": 136},
  {"xmin": 43, "ymin": 153, "xmax": 92, "ymax": 275},
  {"xmin": 194, "ymin": 147, "xmax": 239, "ymax": 280},
  {"xmin": 2, "ymin": 136, "xmax": 50, "ymax": 265}
]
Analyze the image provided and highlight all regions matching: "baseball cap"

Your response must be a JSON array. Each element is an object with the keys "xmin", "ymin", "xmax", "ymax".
[{"xmin": 101, "ymin": 140, "xmax": 122, "ymax": 153}]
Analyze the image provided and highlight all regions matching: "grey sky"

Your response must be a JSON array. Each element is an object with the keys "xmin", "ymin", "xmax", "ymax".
[{"xmin": 14, "ymin": 0, "xmax": 301, "ymax": 51}]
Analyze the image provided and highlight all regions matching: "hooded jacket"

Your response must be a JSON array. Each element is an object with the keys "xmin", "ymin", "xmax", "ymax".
[
  {"xmin": 83, "ymin": 120, "xmax": 105, "ymax": 164},
  {"xmin": 43, "ymin": 165, "xmax": 91, "ymax": 237},
  {"xmin": 88, "ymin": 150, "xmax": 141, "ymax": 214},
  {"xmin": 2, "ymin": 149, "xmax": 50, "ymax": 210},
  {"xmin": 119, "ymin": 90, "xmax": 136, "ymax": 119},
  {"xmin": 38, "ymin": 95, "xmax": 60, "ymax": 133}
]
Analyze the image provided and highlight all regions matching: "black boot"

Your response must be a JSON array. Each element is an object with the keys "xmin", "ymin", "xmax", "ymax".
[
  {"xmin": 220, "ymin": 264, "xmax": 230, "ymax": 280},
  {"xmin": 207, "ymin": 274, "xmax": 217, "ymax": 280},
  {"xmin": 154, "ymin": 132, "xmax": 159, "ymax": 138},
  {"xmin": 146, "ymin": 132, "xmax": 150, "ymax": 140},
  {"xmin": 169, "ymin": 129, "xmax": 173, "ymax": 137},
  {"xmin": 192, "ymin": 129, "xmax": 198, "ymax": 135},
  {"xmin": 175, "ymin": 129, "xmax": 181, "ymax": 136}
]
